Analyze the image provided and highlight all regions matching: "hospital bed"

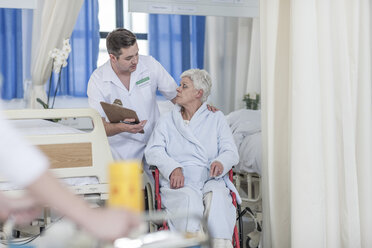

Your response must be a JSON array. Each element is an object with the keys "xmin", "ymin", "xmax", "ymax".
[
  {"xmin": 0, "ymin": 108, "xmax": 113, "ymax": 199},
  {"xmin": 226, "ymin": 109, "xmax": 262, "ymax": 248}
]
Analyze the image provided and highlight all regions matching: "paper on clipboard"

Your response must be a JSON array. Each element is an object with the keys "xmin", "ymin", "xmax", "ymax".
[{"xmin": 100, "ymin": 101, "xmax": 144, "ymax": 133}]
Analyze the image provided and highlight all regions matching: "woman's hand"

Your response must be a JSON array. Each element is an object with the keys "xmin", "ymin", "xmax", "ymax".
[
  {"xmin": 169, "ymin": 168, "xmax": 184, "ymax": 189},
  {"xmin": 210, "ymin": 161, "xmax": 224, "ymax": 177}
]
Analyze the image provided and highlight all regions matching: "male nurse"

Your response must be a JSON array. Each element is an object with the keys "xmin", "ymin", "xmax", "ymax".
[{"xmin": 87, "ymin": 28, "xmax": 178, "ymax": 163}]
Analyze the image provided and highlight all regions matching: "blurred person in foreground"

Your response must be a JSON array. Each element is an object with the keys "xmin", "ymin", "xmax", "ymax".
[{"xmin": 0, "ymin": 110, "xmax": 139, "ymax": 242}]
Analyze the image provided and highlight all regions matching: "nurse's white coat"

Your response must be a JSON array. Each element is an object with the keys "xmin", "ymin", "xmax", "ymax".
[{"xmin": 87, "ymin": 55, "xmax": 177, "ymax": 162}]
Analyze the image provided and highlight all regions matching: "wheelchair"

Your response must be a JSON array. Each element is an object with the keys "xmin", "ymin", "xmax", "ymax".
[{"xmin": 145, "ymin": 165, "xmax": 241, "ymax": 248}]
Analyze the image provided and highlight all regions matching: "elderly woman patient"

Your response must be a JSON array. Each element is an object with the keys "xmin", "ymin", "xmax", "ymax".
[{"xmin": 145, "ymin": 69, "xmax": 240, "ymax": 248}]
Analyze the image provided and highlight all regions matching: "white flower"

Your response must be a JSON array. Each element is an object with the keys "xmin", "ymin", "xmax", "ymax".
[
  {"xmin": 49, "ymin": 38, "xmax": 71, "ymax": 73},
  {"xmin": 55, "ymin": 57, "xmax": 63, "ymax": 66},
  {"xmin": 63, "ymin": 45, "xmax": 71, "ymax": 53},
  {"xmin": 53, "ymin": 66, "xmax": 61, "ymax": 74},
  {"xmin": 60, "ymin": 51, "xmax": 69, "ymax": 60},
  {"xmin": 63, "ymin": 39, "xmax": 70, "ymax": 47}
]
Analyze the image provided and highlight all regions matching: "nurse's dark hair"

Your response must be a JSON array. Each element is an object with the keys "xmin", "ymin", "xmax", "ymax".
[{"xmin": 106, "ymin": 28, "xmax": 137, "ymax": 58}]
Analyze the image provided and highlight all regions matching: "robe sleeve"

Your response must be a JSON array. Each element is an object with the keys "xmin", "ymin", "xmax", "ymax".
[
  {"xmin": 212, "ymin": 112, "xmax": 240, "ymax": 177},
  {"xmin": 145, "ymin": 118, "xmax": 183, "ymax": 180}
]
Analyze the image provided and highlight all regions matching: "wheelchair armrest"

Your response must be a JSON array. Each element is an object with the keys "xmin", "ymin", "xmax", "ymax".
[
  {"xmin": 148, "ymin": 165, "xmax": 169, "ymax": 230},
  {"xmin": 229, "ymin": 169, "xmax": 234, "ymax": 182},
  {"xmin": 148, "ymin": 165, "xmax": 162, "ymax": 211}
]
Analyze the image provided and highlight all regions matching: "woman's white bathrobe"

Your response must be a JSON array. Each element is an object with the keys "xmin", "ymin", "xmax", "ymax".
[{"xmin": 145, "ymin": 103, "xmax": 240, "ymax": 240}]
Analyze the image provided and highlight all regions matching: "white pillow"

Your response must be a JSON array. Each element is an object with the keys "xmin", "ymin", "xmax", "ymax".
[{"xmin": 226, "ymin": 109, "xmax": 261, "ymax": 136}]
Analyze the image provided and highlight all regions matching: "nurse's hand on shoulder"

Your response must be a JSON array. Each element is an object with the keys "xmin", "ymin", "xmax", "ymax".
[
  {"xmin": 122, "ymin": 119, "xmax": 147, "ymax": 134},
  {"xmin": 207, "ymin": 104, "xmax": 219, "ymax": 113},
  {"xmin": 170, "ymin": 167, "xmax": 184, "ymax": 189}
]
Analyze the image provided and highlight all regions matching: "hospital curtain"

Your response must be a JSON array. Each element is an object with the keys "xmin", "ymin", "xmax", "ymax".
[
  {"xmin": 28, "ymin": 0, "xmax": 84, "ymax": 108},
  {"xmin": 204, "ymin": 17, "xmax": 260, "ymax": 114},
  {"xmin": 50, "ymin": 0, "xmax": 99, "ymax": 97},
  {"xmin": 261, "ymin": 0, "xmax": 372, "ymax": 247},
  {"xmin": 148, "ymin": 14, "xmax": 205, "ymax": 82},
  {"xmin": 0, "ymin": 9, "xmax": 23, "ymax": 99}
]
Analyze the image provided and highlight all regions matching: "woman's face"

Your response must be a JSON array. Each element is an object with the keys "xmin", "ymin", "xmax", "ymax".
[{"xmin": 175, "ymin": 77, "xmax": 200, "ymax": 106}]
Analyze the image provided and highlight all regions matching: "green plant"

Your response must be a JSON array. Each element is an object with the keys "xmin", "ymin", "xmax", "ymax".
[
  {"xmin": 36, "ymin": 98, "xmax": 61, "ymax": 122},
  {"xmin": 46, "ymin": 38, "xmax": 71, "ymax": 109},
  {"xmin": 243, "ymin": 93, "xmax": 260, "ymax": 110},
  {"xmin": 34, "ymin": 39, "xmax": 70, "ymax": 123},
  {"xmin": 36, "ymin": 98, "xmax": 49, "ymax": 109}
]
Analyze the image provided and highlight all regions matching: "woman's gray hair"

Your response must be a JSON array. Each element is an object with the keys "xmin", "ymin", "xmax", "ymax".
[{"xmin": 180, "ymin": 69, "xmax": 212, "ymax": 103}]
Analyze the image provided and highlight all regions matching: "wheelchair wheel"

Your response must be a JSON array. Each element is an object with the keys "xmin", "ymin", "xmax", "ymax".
[
  {"xmin": 144, "ymin": 183, "xmax": 152, "ymax": 210},
  {"xmin": 144, "ymin": 183, "xmax": 157, "ymax": 232},
  {"xmin": 246, "ymin": 230, "xmax": 260, "ymax": 248},
  {"xmin": 246, "ymin": 236, "xmax": 257, "ymax": 248}
]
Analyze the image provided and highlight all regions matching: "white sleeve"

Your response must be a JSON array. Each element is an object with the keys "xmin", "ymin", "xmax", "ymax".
[
  {"xmin": 150, "ymin": 57, "xmax": 178, "ymax": 100},
  {"xmin": 0, "ymin": 113, "xmax": 49, "ymax": 188},
  {"xmin": 87, "ymin": 70, "xmax": 107, "ymax": 118},
  {"xmin": 213, "ymin": 112, "xmax": 240, "ymax": 176},
  {"xmin": 144, "ymin": 118, "xmax": 182, "ymax": 180}
]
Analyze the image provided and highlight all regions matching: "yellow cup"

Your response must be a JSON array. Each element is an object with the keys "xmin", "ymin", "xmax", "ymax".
[{"xmin": 108, "ymin": 160, "xmax": 143, "ymax": 212}]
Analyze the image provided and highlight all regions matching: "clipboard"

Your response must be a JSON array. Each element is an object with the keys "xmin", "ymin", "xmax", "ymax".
[{"xmin": 100, "ymin": 102, "xmax": 143, "ymax": 131}]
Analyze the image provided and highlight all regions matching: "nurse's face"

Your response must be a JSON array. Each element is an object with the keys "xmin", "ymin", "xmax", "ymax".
[
  {"xmin": 110, "ymin": 42, "xmax": 139, "ymax": 74},
  {"xmin": 175, "ymin": 77, "xmax": 202, "ymax": 106}
]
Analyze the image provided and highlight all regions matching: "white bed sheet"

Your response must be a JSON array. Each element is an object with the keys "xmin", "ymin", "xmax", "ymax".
[
  {"xmin": 9, "ymin": 119, "xmax": 85, "ymax": 135},
  {"xmin": 226, "ymin": 109, "xmax": 262, "ymax": 175}
]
